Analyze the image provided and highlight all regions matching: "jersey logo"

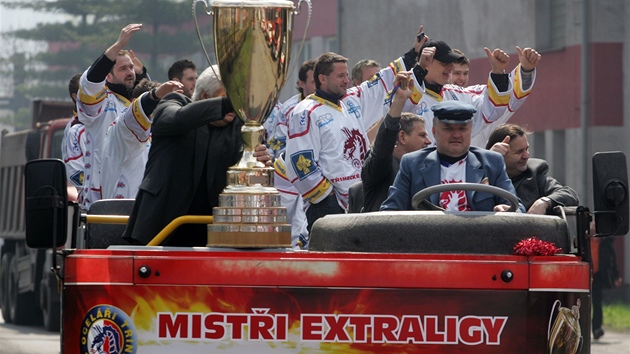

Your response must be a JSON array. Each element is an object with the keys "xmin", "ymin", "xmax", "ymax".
[
  {"xmin": 341, "ymin": 127, "xmax": 367, "ymax": 169},
  {"xmin": 80, "ymin": 305, "xmax": 137, "ymax": 354},
  {"xmin": 70, "ymin": 170, "xmax": 84, "ymax": 187},
  {"xmin": 415, "ymin": 102, "xmax": 429, "ymax": 117},
  {"xmin": 298, "ymin": 110, "xmax": 308, "ymax": 126},
  {"xmin": 268, "ymin": 136, "xmax": 286, "ymax": 155},
  {"xmin": 439, "ymin": 179, "xmax": 471, "ymax": 211},
  {"xmin": 346, "ymin": 101, "xmax": 361, "ymax": 119},
  {"xmin": 291, "ymin": 150, "xmax": 316, "ymax": 180},
  {"xmin": 316, "ymin": 113, "xmax": 333, "ymax": 128}
]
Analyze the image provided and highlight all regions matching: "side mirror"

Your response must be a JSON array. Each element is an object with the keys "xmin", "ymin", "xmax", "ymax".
[
  {"xmin": 25, "ymin": 159, "xmax": 68, "ymax": 248},
  {"xmin": 592, "ymin": 152, "xmax": 629, "ymax": 236}
]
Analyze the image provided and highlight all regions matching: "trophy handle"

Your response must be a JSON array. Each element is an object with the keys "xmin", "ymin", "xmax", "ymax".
[
  {"xmin": 287, "ymin": 0, "xmax": 313, "ymax": 79},
  {"xmin": 192, "ymin": 0, "xmax": 216, "ymax": 65},
  {"xmin": 547, "ymin": 299, "xmax": 560, "ymax": 340},
  {"xmin": 576, "ymin": 335, "xmax": 583, "ymax": 354},
  {"xmin": 192, "ymin": 0, "xmax": 224, "ymax": 90}
]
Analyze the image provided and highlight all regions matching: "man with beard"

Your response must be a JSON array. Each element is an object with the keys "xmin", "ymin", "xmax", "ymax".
[
  {"xmin": 76, "ymin": 24, "xmax": 150, "ymax": 208},
  {"xmin": 167, "ymin": 59, "xmax": 198, "ymax": 99},
  {"xmin": 285, "ymin": 52, "xmax": 385, "ymax": 231}
]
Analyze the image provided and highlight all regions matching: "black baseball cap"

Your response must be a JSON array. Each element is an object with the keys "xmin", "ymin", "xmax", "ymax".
[
  {"xmin": 421, "ymin": 40, "xmax": 465, "ymax": 64},
  {"xmin": 431, "ymin": 101, "xmax": 476, "ymax": 124}
]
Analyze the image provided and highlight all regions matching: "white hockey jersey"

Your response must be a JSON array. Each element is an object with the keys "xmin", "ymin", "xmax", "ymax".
[
  {"xmin": 273, "ymin": 153, "xmax": 309, "ymax": 249},
  {"xmin": 77, "ymin": 71, "xmax": 132, "ymax": 208},
  {"xmin": 263, "ymin": 102, "xmax": 283, "ymax": 158},
  {"xmin": 266, "ymin": 93, "xmax": 302, "ymax": 159},
  {"xmin": 101, "ymin": 93, "xmax": 152, "ymax": 200},
  {"xmin": 381, "ymin": 57, "xmax": 536, "ymax": 146},
  {"xmin": 285, "ymin": 75, "xmax": 387, "ymax": 209},
  {"xmin": 61, "ymin": 117, "xmax": 86, "ymax": 204}
]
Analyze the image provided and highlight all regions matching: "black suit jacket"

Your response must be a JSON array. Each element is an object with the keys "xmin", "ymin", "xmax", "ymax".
[
  {"xmin": 511, "ymin": 158, "xmax": 579, "ymax": 212},
  {"xmin": 124, "ymin": 92, "xmax": 242, "ymax": 245}
]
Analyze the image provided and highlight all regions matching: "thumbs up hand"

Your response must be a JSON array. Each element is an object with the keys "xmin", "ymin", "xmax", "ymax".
[{"xmin": 490, "ymin": 135, "xmax": 511, "ymax": 156}]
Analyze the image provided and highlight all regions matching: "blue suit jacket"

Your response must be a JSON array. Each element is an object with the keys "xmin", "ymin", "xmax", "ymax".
[{"xmin": 381, "ymin": 146, "xmax": 524, "ymax": 212}]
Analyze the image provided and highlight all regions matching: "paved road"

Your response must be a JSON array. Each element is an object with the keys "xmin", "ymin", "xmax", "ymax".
[
  {"xmin": 591, "ymin": 330, "xmax": 630, "ymax": 353},
  {"xmin": 0, "ymin": 311, "xmax": 627, "ymax": 353},
  {"xmin": 0, "ymin": 313, "xmax": 59, "ymax": 354}
]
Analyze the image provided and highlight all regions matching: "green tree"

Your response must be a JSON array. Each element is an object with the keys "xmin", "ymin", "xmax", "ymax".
[{"xmin": 1, "ymin": 0, "xmax": 214, "ymax": 128}]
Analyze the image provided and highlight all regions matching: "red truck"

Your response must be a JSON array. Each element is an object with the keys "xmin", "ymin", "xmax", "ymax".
[
  {"xmin": 23, "ymin": 151, "xmax": 628, "ymax": 353},
  {"xmin": 0, "ymin": 99, "xmax": 75, "ymax": 331}
]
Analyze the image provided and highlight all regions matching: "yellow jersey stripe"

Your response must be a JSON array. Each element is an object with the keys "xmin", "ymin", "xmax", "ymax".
[
  {"xmin": 78, "ymin": 86, "xmax": 107, "ymax": 106},
  {"xmin": 303, "ymin": 178, "xmax": 333, "ymax": 203},
  {"xmin": 132, "ymin": 97, "xmax": 151, "ymax": 130},
  {"xmin": 486, "ymin": 77, "xmax": 510, "ymax": 107},
  {"xmin": 513, "ymin": 64, "xmax": 532, "ymax": 99}
]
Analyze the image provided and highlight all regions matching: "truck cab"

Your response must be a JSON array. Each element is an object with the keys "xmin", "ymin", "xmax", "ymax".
[{"xmin": 0, "ymin": 99, "xmax": 74, "ymax": 331}]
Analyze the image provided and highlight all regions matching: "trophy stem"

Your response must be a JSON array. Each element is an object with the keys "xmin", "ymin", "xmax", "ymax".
[
  {"xmin": 236, "ymin": 122, "xmax": 265, "ymax": 169},
  {"xmin": 198, "ymin": 0, "xmax": 310, "ymax": 249}
]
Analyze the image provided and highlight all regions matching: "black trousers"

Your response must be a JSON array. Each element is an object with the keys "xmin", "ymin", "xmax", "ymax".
[
  {"xmin": 591, "ymin": 277, "xmax": 604, "ymax": 332},
  {"xmin": 306, "ymin": 193, "xmax": 344, "ymax": 233}
]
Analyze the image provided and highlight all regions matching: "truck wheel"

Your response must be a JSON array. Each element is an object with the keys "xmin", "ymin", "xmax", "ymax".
[
  {"xmin": 40, "ymin": 271, "xmax": 60, "ymax": 331},
  {"xmin": 8, "ymin": 255, "xmax": 38, "ymax": 325},
  {"xmin": 0, "ymin": 252, "xmax": 13, "ymax": 323}
]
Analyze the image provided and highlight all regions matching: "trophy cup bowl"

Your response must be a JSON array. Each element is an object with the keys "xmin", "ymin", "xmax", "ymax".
[
  {"xmin": 547, "ymin": 299, "xmax": 582, "ymax": 354},
  {"xmin": 193, "ymin": 0, "xmax": 311, "ymax": 247}
]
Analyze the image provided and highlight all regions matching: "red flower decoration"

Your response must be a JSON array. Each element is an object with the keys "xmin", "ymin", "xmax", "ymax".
[{"xmin": 513, "ymin": 237, "xmax": 562, "ymax": 256}]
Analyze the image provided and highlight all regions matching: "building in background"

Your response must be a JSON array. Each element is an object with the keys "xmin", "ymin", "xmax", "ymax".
[{"xmin": 278, "ymin": 0, "xmax": 338, "ymax": 101}]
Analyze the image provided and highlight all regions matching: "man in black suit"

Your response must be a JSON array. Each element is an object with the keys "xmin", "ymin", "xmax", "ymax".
[
  {"xmin": 486, "ymin": 123, "xmax": 579, "ymax": 214},
  {"xmin": 123, "ymin": 66, "xmax": 270, "ymax": 246}
]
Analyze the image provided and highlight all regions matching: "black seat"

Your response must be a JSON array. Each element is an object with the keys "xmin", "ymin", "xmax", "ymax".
[
  {"xmin": 86, "ymin": 199, "xmax": 135, "ymax": 249},
  {"xmin": 347, "ymin": 181, "xmax": 364, "ymax": 213},
  {"xmin": 309, "ymin": 211, "xmax": 571, "ymax": 255}
]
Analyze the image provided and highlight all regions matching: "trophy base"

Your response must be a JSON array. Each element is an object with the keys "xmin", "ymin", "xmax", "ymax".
[
  {"xmin": 208, "ymin": 169, "xmax": 291, "ymax": 248},
  {"xmin": 207, "ymin": 229, "xmax": 291, "ymax": 248},
  {"xmin": 227, "ymin": 166, "xmax": 274, "ymax": 188}
]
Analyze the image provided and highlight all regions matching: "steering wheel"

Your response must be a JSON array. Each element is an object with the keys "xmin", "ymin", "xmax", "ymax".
[{"xmin": 411, "ymin": 183, "xmax": 519, "ymax": 212}]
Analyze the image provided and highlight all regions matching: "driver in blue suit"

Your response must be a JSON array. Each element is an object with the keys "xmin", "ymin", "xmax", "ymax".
[{"xmin": 381, "ymin": 101, "xmax": 525, "ymax": 212}]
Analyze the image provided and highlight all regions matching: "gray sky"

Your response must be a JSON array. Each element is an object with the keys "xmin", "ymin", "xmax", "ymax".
[{"xmin": 1, "ymin": 0, "xmax": 72, "ymax": 56}]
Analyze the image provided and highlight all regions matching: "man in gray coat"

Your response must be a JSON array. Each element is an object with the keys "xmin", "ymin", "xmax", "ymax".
[{"xmin": 486, "ymin": 123, "xmax": 579, "ymax": 214}]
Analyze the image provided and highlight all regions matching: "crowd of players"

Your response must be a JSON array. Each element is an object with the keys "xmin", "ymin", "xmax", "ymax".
[{"xmin": 61, "ymin": 24, "xmax": 578, "ymax": 251}]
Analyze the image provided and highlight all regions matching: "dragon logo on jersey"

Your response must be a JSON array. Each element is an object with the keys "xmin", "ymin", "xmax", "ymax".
[
  {"xmin": 291, "ymin": 150, "xmax": 316, "ymax": 180},
  {"xmin": 439, "ymin": 180, "xmax": 471, "ymax": 212},
  {"xmin": 80, "ymin": 305, "xmax": 137, "ymax": 354},
  {"xmin": 341, "ymin": 127, "xmax": 367, "ymax": 169}
]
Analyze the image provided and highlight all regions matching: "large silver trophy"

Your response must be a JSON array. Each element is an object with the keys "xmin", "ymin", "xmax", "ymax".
[{"xmin": 193, "ymin": 0, "xmax": 311, "ymax": 247}]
